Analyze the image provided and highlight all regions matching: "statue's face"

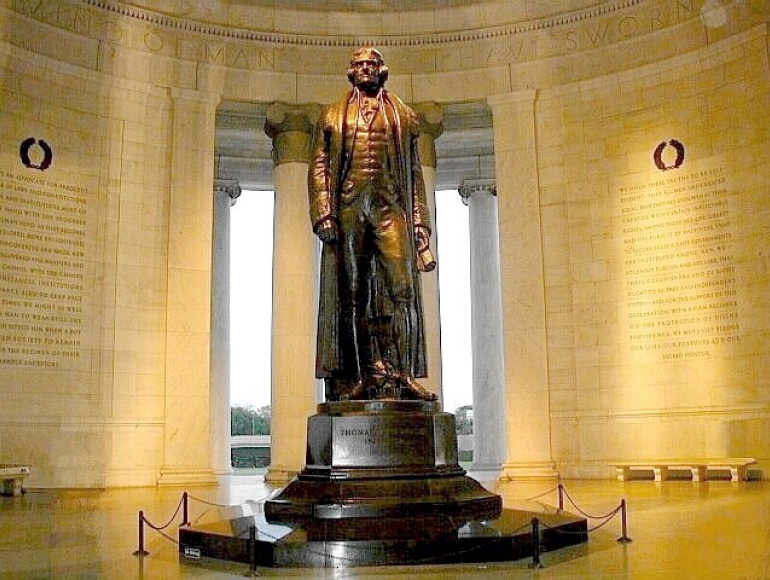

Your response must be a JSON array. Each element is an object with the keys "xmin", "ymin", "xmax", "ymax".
[{"xmin": 349, "ymin": 51, "xmax": 382, "ymax": 90}]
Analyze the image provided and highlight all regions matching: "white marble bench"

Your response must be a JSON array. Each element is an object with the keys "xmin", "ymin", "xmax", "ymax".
[
  {"xmin": 612, "ymin": 459, "xmax": 756, "ymax": 482},
  {"xmin": 0, "ymin": 464, "xmax": 30, "ymax": 496}
]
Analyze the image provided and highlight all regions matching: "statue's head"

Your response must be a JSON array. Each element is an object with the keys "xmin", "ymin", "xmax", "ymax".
[{"xmin": 347, "ymin": 47, "xmax": 388, "ymax": 91}]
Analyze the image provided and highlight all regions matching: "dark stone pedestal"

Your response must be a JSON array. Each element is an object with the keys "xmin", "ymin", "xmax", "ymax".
[
  {"xmin": 265, "ymin": 401, "xmax": 502, "ymax": 526},
  {"xmin": 179, "ymin": 401, "xmax": 588, "ymax": 567}
]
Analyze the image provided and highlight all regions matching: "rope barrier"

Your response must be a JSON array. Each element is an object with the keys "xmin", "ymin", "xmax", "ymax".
[
  {"xmin": 560, "ymin": 486, "xmax": 622, "ymax": 520},
  {"xmin": 523, "ymin": 485, "xmax": 560, "ymax": 502},
  {"xmin": 187, "ymin": 493, "xmax": 236, "ymax": 509},
  {"xmin": 587, "ymin": 510, "xmax": 623, "ymax": 534},
  {"xmin": 187, "ymin": 493, "xmax": 272, "ymax": 509},
  {"xmin": 133, "ymin": 492, "xmax": 189, "ymax": 556},
  {"xmin": 143, "ymin": 495, "xmax": 185, "ymax": 531},
  {"xmin": 539, "ymin": 506, "xmax": 620, "ymax": 536},
  {"xmin": 133, "ymin": 485, "xmax": 632, "ymax": 565}
]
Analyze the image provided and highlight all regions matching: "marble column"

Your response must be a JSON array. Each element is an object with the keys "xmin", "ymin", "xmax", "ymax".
[
  {"xmin": 488, "ymin": 90, "xmax": 557, "ymax": 480},
  {"xmin": 264, "ymin": 104, "xmax": 320, "ymax": 485},
  {"xmin": 458, "ymin": 179, "xmax": 505, "ymax": 473},
  {"xmin": 210, "ymin": 180, "xmax": 241, "ymax": 476},
  {"xmin": 158, "ymin": 89, "xmax": 220, "ymax": 486},
  {"xmin": 415, "ymin": 102, "xmax": 444, "ymax": 400}
]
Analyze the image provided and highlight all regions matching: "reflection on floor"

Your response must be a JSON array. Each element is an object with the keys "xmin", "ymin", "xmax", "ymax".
[{"xmin": 1, "ymin": 473, "xmax": 769, "ymax": 579}]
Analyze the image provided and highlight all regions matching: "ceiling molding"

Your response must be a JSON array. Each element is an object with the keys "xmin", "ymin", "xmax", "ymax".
[{"xmin": 82, "ymin": 0, "xmax": 643, "ymax": 48}]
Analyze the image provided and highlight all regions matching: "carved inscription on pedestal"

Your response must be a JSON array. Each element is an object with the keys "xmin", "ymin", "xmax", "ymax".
[
  {"xmin": 332, "ymin": 416, "xmax": 431, "ymax": 467},
  {"xmin": 616, "ymin": 165, "xmax": 739, "ymax": 360},
  {"xmin": 0, "ymin": 171, "xmax": 94, "ymax": 369}
]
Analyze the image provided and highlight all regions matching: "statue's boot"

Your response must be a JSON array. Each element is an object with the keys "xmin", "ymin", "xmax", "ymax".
[
  {"xmin": 343, "ymin": 380, "xmax": 368, "ymax": 400},
  {"xmin": 372, "ymin": 359, "xmax": 437, "ymax": 401},
  {"xmin": 402, "ymin": 375, "xmax": 437, "ymax": 401}
]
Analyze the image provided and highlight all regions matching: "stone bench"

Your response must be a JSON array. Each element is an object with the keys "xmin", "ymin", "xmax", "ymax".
[
  {"xmin": 0, "ymin": 464, "xmax": 30, "ymax": 496},
  {"xmin": 612, "ymin": 459, "xmax": 756, "ymax": 482}
]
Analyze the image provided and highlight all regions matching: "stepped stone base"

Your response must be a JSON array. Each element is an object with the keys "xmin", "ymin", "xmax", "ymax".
[{"xmin": 179, "ymin": 400, "xmax": 587, "ymax": 567}]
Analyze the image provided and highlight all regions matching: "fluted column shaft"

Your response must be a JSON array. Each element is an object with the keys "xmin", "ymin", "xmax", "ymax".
[
  {"xmin": 210, "ymin": 180, "xmax": 241, "ymax": 475},
  {"xmin": 459, "ymin": 179, "xmax": 505, "ymax": 472},
  {"xmin": 264, "ymin": 104, "xmax": 320, "ymax": 485}
]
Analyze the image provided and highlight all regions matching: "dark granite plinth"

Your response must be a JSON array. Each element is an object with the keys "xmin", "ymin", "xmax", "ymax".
[
  {"xmin": 266, "ymin": 473, "xmax": 501, "ymax": 524},
  {"xmin": 178, "ymin": 400, "xmax": 588, "ymax": 567},
  {"xmin": 264, "ymin": 400, "xmax": 501, "ymax": 524},
  {"xmin": 178, "ymin": 508, "xmax": 588, "ymax": 567},
  {"xmin": 304, "ymin": 400, "xmax": 460, "ymax": 479}
]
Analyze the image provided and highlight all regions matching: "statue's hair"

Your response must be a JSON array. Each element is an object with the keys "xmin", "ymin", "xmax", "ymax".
[{"xmin": 347, "ymin": 47, "xmax": 388, "ymax": 86}]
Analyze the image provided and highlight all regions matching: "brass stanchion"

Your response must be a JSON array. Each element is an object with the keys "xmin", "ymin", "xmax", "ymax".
[
  {"xmin": 245, "ymin": 525, "xmax": 260, "ymax": 577},
  {"xmin": 617, "ymin": 499, "xmax": 633, "ymax": 543},
  {"xmin": 181, "ymin": 492, "xmax": 190, "ymax": 527},
  {"xmin": 133, "ymin": 510, "xmax": 150, "ymax": 556},
  {"xmin": 528, "ymin": 517, "xmax": 543, "ymax": 569}
]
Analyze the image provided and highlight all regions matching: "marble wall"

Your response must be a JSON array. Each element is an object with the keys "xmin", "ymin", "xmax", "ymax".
[
  {"xmin": 0, "ymin": 0, "xmax": 768, "ymax": 486},
  {"xmin": 538, "ymin": 26, "xmax": 770, "ymax": 477},
  {"xmin": 0, "ymin": 42, "xmax": 171, "ymax": 486}
]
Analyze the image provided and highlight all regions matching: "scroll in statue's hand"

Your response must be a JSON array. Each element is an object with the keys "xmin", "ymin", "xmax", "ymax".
[{"xmin": 414, "ymin": 225, "xmax": 430, "ymax": 253}]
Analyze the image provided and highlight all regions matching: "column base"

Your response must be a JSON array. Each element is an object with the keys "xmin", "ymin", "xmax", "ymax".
[
  {"xmin": 157, "ymin": 468, "xmax": 218, "ymax": 487},
  {"xmin": 264, "ymin": 463, "xmax": 301, "ymax": 485},
  {"xmin": 499, "ymin": 461, "xmax": 559, "ymax": 481}
]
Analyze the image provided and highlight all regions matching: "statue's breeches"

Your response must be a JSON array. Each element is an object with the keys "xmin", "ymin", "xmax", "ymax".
[{"xmin": 338, "ymin": 185, "xmax": 415, "ymax": 307}]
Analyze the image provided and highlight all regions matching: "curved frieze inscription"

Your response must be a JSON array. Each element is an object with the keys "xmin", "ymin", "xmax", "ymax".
[
  {"xmin": 8, "ymin": 0, "xmax": 769, "ymax": 76},
  {"xmin": 0, "ymin": 171, "xmax": 93, "ymax": 369},
  {"xmin": 617, "ymin": 165, "xmax": 739, "ymax": 360}
]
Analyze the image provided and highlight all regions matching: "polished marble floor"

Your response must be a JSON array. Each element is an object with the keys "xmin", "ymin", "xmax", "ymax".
[{"xmin": 1, "ymin": 472, "xmax": 769, "ymax": 579}]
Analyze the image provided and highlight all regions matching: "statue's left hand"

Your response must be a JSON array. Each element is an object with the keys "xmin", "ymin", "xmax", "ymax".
[{"xmin": 414, "ymin": 226, "xmax": 430, "ymax": 253}]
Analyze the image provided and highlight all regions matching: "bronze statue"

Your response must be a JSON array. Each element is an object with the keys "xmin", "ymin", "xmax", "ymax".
[{"xmin": 309, "ymin": 47, "xmax": 437, "ymax": 402}]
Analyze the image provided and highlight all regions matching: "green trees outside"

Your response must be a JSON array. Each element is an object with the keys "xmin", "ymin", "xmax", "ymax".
[
  {"xmin": 231, "ymin": 404, "xmax": 474, "ymax": 439},
  {"xmin": 231, "ymin": 405, "xmax": 271, "ymax": 436},
  {"xmin": 454, "ymin": 405, "xmax": 473, "ymax": 435}
]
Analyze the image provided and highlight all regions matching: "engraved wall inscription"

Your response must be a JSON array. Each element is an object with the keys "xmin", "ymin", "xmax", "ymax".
[
  {"xmin": 0, "ymin": 170, "xmax": 95, "ymax": 370},
  {"xmin": 10, "ymin": 0, "xmax": 769, "ymax": 75},
  {"xmin": 615, "ymin": 165, "xmax": 739, "ymax": 360}
]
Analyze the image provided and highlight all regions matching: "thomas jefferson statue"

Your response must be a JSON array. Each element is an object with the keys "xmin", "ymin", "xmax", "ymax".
[{"xmin": 309, "ymin": 47, "xmax": 437, "ymax": 402}]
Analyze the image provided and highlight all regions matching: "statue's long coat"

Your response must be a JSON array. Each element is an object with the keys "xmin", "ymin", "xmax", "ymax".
[{"xmin": 308, "ymin": 88, "xmax": 431, "ymax": 382}]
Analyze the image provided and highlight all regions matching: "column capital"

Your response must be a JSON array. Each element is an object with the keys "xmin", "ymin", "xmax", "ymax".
[
  {"xmin": 214, "ymin": 179, "xmax": 242, "ymax": 206},
  {"xmin": 264, "ymin": 103, "xmax": 320, "ymax": 166},
  {"xmin": 458, "ymin": 178, "xmax": 497, "ymax": 205},
  {"xmin": 414, "ymin": 102, "xmax": 444, "ymax": 169}
]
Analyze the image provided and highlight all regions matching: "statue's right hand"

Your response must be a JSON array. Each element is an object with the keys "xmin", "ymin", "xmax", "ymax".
[{"xmin": 316, "ymin": 219, "xmax": 337, "ymax": 242}]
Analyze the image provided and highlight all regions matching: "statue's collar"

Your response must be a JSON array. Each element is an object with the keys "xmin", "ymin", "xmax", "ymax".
[{"xmin": 348, "ymin": 87, "xmax": 385, "ymax": 103}]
